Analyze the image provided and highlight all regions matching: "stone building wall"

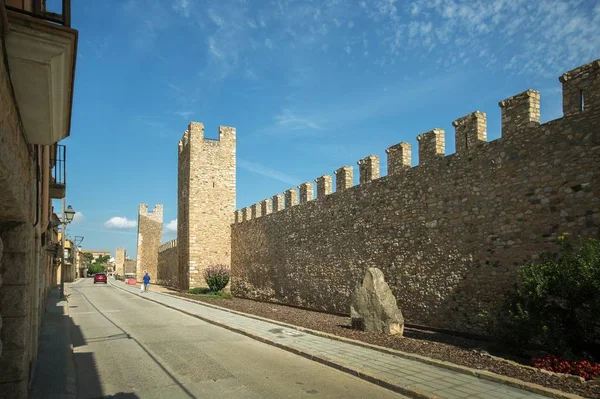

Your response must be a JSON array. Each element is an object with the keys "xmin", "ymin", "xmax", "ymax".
[
  {"xmin": 115, "ymin": 247, "xmax": 125, "ymax": 277},
  {"xmin": 177, "ymin": 122, "xmax": 236, "ymax": 289},
  {"xmin": 157, "ymin": 239, "xmax": 178, "ymax": 287},
  {"xmin": 135, "ymin": 204, "xmax": 163, "ymax": 282},
  {"xmin": 231, "ymin": 60, "xmax": 600, "ymax": 334},
  {"xmin": 0, "ymin": 32, "xmax": 57, "ymax": 395}
]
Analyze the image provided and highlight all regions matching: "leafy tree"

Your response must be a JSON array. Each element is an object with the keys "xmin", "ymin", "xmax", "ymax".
[
  {"xmin": 484, "ymin": 234, "xmax": 600, "ymax": 359},
  {"xmin": 83, "ymin": 252, "xmax": 94, "ymax": 264},
  {"xmin": 88, "ymin": 263, "xmax": 105, "ymax": 275},
  {"xmin": 95, "ymin": 254, "xmax": 110, "ymax": 264}
]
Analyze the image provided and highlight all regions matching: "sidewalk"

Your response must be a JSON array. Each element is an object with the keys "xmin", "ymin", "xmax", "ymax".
[
  {"xmin": 110, "ymin": 280, "xmax": 574, "ymax": 399},
  {"xmin": 29, "ymin": 286, "xmax": 77, "ymax": 399}
]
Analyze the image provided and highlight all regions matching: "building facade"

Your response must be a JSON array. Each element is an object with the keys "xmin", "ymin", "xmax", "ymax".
[{"xmin": 0, "ymin": 1, "xmax": 77, "ymax": 395}]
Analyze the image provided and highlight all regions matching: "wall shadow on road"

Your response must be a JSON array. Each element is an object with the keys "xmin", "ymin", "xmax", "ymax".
[
  {"xmin": 69, "ymin": 310, "xmax": 141, "ymax": 398},
  {"xmin": 70, "ymin": 285, "xmax": 196, "ymax": 399}
]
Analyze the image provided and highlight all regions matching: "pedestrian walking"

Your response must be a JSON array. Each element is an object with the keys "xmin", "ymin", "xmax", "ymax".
[{"xmin": 142, "ymin": 270, "xmax": 151, "ymax": 292}]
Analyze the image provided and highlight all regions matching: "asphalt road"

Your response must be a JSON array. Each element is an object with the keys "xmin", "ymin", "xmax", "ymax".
[{"xmin": 68, "ymin": 278, "xmax": 407, "ymax": 399}]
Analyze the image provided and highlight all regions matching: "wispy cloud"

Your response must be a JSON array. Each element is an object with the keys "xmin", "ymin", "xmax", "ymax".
[
  {"xmin": 120, "ymin": 0, "xmax": 170, "ymax": 53},
  {"xmin": 174, "ymin": 110, "xmax": 194, "ymax": 119},
  {"xmin": 104, "ymin": 217, "xmax": 137, "ymax": 229},
  {"xmin": 167, "ymin": 83, "xmax": 184, "ymax": 93},
  {"xmin": 173, "ymin": 0, "xmax": 190, "ymax": 17},
  {"xmin": 238, "ymin": 159, "xmax": 299, "ymax": 186},
  {"xmin": 359, "ymin": 0, "xmax": 600, "ymax": 76},
  {"xmin": 260, "ymin": 72, "xmax": 464, "ymax": 138},
  {"xmin": 273, "ymin": 109, "xmax": 324, "ymax": 131}
]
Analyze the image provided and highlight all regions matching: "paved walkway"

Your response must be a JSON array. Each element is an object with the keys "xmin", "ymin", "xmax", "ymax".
[
  {"xmin": 109, "ymin": 280, "xmax": 563, "ymax": 399},
  {"xmin": 30, "ymin": 286, "xmax": 79, "ymax": 399}
]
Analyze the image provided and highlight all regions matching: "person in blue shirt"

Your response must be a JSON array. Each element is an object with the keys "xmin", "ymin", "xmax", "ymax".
[{"xmin": 142, "ymin": 270, "xmax": 151, "ymax": 292}]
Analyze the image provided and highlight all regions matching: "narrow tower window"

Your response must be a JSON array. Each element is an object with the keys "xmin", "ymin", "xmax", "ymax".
[{"xmin": 580, "ymin": 90, "xmax": 585, "ymax": 111}]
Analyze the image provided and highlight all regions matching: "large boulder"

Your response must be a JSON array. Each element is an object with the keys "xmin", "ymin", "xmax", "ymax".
[{"xmin": 350, "ymin": 268, "xmax": 404, "ymax": 335}]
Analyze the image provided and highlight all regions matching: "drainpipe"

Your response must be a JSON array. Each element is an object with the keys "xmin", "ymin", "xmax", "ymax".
[{"xmin": 59, "ymin": 197, "xmax": 66, "ymax": 298}]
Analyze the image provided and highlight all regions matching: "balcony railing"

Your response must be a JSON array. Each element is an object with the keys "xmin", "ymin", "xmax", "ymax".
[
  {"xmin": 5, "ymin": 0, "xmax": 71, "ymax": 27},
  {"xmin": 50, "ymin": 144, "xmax": 66, "ymax": 199}
]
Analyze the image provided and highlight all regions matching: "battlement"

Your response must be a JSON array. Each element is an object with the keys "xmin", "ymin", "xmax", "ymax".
[
  {"xmin": 159, "ymin": 239, "xmax": 178, "ymax": 253},
  {"xmin": 498, "ymin": 90, "xmax": 540, "ymax": 137},
  {"xmin": 358, "ymin": 155, "xmax": 380, "ymax": 184},
  {"xmin": 138, "ymin": 203, "xmax": 163, "ymax": 222},
  {"xmin": 233, "ymin": 59, "xmax": 600, "ymax": 225},
  {"xmin": 298, "ymin": 182, "xmax": 314, "ymax": 204},
  {"xmin": 178, "ymin": 122, "xmax": 236, "ymax": 153},
  {"xmin": 559, "ymin": 59, "xmax": 600, "ymax": 116},
  {"xmin": 315, "ymin": 175, "xmax": 332, "ymax": 198},
  {"xmin": 452, "ymin": 111, "xmax": 487, "ymax": 152}
]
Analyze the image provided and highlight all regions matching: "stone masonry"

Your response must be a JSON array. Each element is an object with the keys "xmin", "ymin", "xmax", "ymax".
[
  {"xmin": 157, "ymin": 239, "xmax": 178, "ymax": 288},
  {"xmin": 124, "ymin": 259, "xmax": 136, "ymax": 275},
  {"xmin": 135, "ymin": 204, "xmax": 163, "ymax": 282},
  {"xmin": 177, "ymin": 122, "xmax": 236, "ymax": 289},
  {"xmin": 229, "ymin": 60, "xmax": 600, "ymax": 334},
  {"xmin": 115, "ymin": 247, "xmax": 125, "ymax": 277}
]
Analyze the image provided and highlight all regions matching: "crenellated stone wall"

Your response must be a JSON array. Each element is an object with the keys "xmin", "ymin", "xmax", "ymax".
[
  {"xmin": 157, "ymin": 239, "xmax": 178, "ymax": 287},
  {"xmin": 230, "ymin": 60, "xmax": 600, "ymax": 334}
]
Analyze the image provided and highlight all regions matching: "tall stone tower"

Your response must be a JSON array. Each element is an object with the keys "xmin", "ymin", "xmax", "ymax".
[
  {"xmin": 136, "ymin": 204, "xmax": 163, "ymax": 282},
  {"xmin": 115, "ymin": 247, "xmax": 125, "ymax": 277},
  {"xmin": 177, "ymin": 122, "xmax": 236, "ymax": 290}
]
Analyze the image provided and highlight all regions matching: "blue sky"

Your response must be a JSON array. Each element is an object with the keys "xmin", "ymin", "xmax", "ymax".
[{"xmin": 56, "ymin": 0, "xmax": 600, "ymax": 259}]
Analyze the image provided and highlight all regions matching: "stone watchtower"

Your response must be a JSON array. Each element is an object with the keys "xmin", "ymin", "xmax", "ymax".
[
  {"xmin": 115, "ymin": 247, "xmax": 126, "ymax": 277},
  {"xmin": 135, "ymin": 204, "xmax": 163, "ymax": 282},
  {"xmin": 177, "ymin": 122, "xmax": 236, "ymax": 290}
]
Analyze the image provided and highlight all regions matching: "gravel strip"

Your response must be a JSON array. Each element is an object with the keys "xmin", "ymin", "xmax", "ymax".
[{"xmin": 170, "ymin": 293, "xmax": 599, "ymax": 398}]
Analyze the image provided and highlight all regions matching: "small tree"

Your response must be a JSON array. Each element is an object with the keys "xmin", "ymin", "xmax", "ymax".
[
  {"xmin": 485, "ymin": 234, "xmax": 600, "ymax": 359},
  {"xmin": 203, "ymin": 265, "xmax": 230, "ymax": 293}
]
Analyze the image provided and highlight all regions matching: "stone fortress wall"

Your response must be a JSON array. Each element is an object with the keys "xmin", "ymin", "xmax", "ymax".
[
  {"xmin": 135, "ymin": 204, "xmax": 163, "ymax": 282},
  {"xmin": 157, "ymin": 239, "xmax": 178, "ymax": 287},
  {"xmin": 176, "ymin": 122, "xmax": 236, "ymax": 289},
  {"xmin": 230, "ymin": 60, "xmax": 600, "ymax": 333}
]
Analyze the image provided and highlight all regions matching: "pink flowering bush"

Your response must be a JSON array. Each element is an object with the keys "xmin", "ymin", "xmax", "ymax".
[{"xmin": 203, "ymin": 264, "xmax": 230, "ymax": 293}]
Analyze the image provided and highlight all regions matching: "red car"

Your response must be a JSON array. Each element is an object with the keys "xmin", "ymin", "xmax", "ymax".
[{"xmin": 93, "ymin": 273, "xmax": 107, "ymax": 284}]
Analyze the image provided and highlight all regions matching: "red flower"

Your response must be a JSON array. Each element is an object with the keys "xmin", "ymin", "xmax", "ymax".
[{"xmin": 531, "ymin": 356, "xmax": 600, "ymax": 381}]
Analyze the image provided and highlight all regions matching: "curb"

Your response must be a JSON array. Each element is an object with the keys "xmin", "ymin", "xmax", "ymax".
[{"xmin": 109, "ymin": 281, "xmax": 582, "ymax": 399}]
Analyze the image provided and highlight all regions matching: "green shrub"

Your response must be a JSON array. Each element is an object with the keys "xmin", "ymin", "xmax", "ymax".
[
  {"xmin": 87, "ymin": 263, "xmax": 105, "ymax": 275},
  {"xmin": 203, "ymin": 264, "xmax": 230, "ymax": 293},
  {"xmin": 216, "ymin": 290, "xmax": 232, "ymax": 299},
  {"xmin": 188, "ymin": 287, "xmax": 212, "ymax": 295},
  {"xmin": 484, "ymin": 234, "xmax": 600, "ymax": 358}
]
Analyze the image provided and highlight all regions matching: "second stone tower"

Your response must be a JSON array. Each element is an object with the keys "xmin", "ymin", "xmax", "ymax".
[{"xmin": 177, "ymin": 122, "xmax": 236, "ymax": 289}]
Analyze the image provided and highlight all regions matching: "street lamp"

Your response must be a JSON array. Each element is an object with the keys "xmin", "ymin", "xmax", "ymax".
[
  {"xmin": 60, "ymin": 203, "xmax": 76, "ymax": 298},
  {"xmin": 65, "ymin": 205, "xmax": 75, "ymax": 222}
]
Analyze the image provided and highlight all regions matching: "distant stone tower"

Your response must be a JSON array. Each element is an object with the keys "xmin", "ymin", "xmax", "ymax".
[
  {"xmin": 136, "ymin": 204, "xmax": 163, "ymax": 282},
  {"xmin": 177, "ymin": 122, "xmax": 236, "ymax": 289},
  {"xmin": 115, "ymin": 248, "xmax": 125, "ymax": 277}
]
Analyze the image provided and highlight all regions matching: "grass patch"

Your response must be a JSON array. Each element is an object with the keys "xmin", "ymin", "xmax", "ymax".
[{"xmin": 187, "ymin": 287, "xmax": 232, "ymax": 299}]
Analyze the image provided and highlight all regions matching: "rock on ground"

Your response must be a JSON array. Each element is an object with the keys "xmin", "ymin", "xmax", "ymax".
[{"xmin": 350, "ymin": 267, "xmax": 404, "ymax": 335}]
